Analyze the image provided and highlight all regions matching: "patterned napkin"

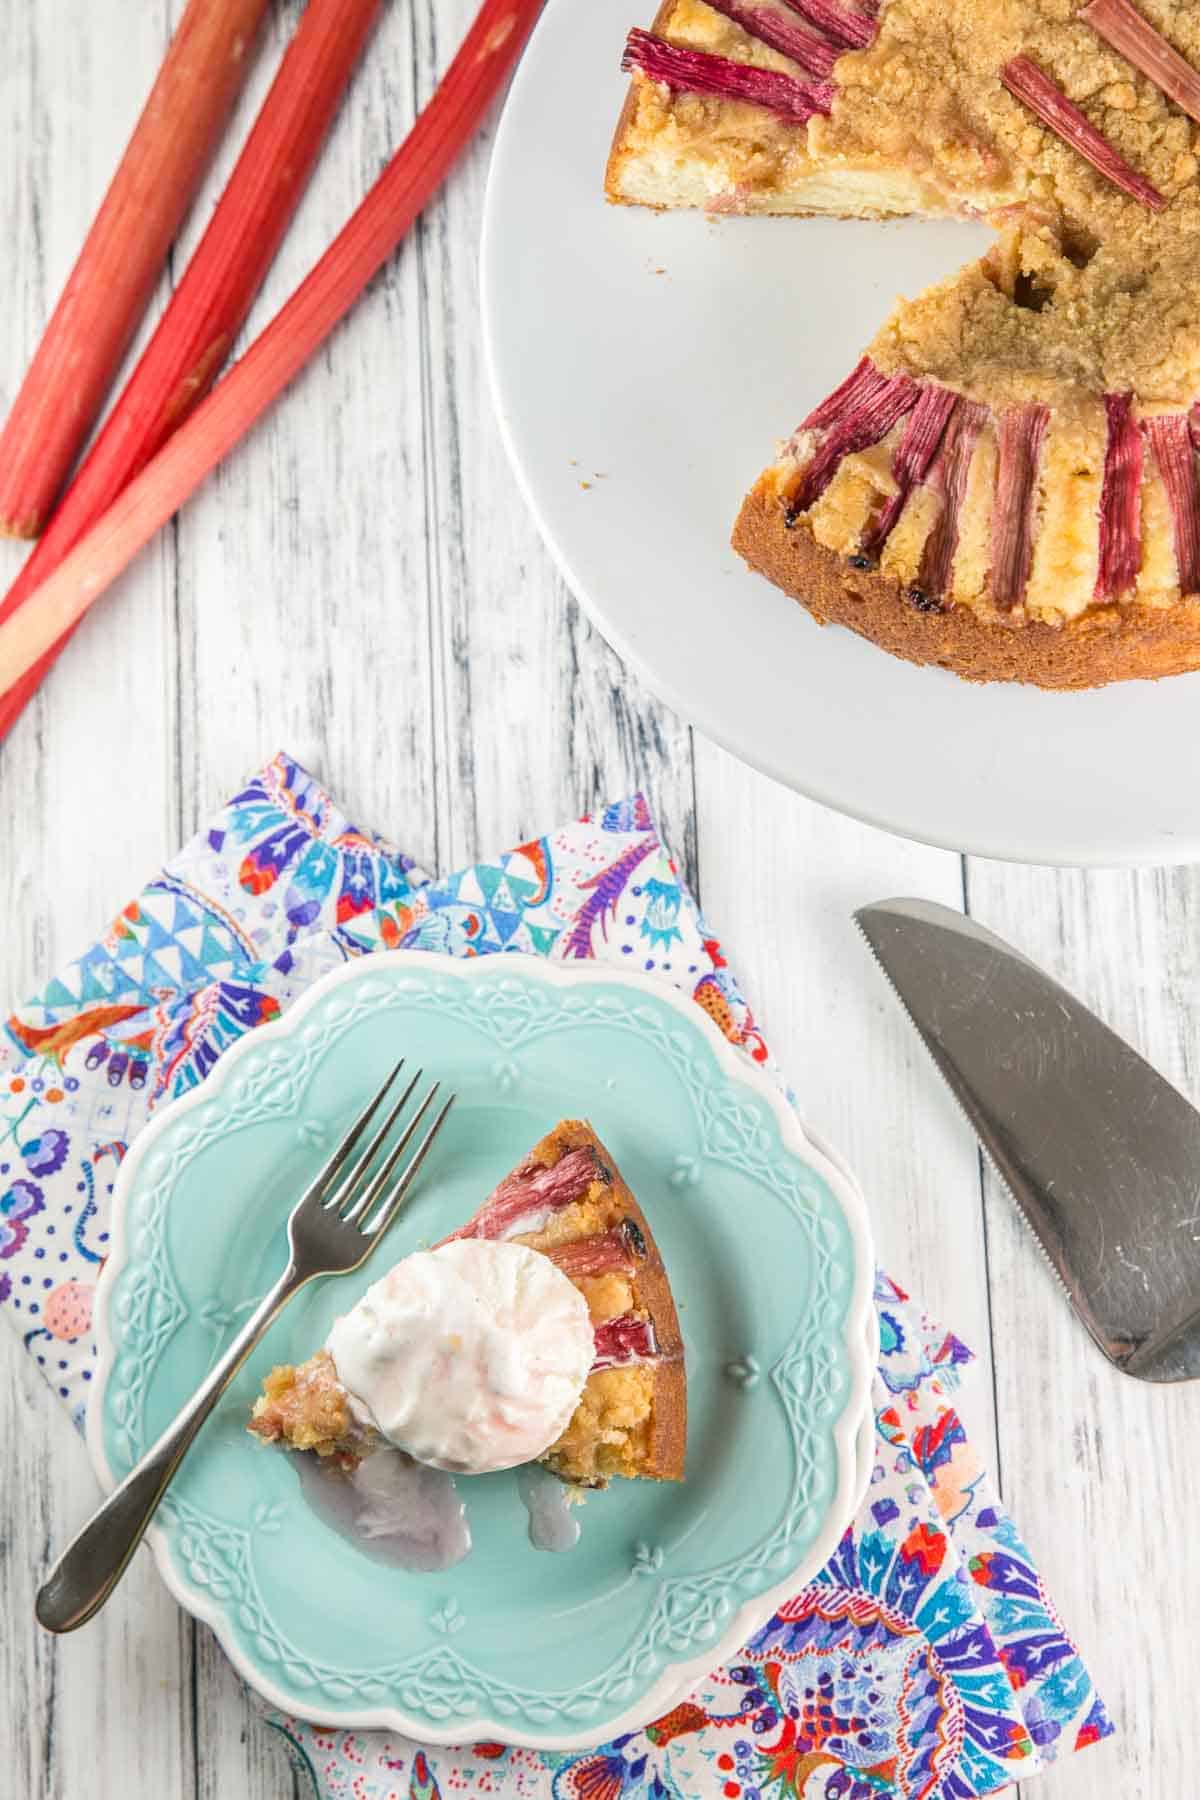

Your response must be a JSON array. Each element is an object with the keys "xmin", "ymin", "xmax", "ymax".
[{"xmin": 0, "ymin": 752, "xmax": 1112, "ymax": 1800}]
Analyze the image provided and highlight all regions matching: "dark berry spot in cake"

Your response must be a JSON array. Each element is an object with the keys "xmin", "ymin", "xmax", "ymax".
[
  {"xmin": 621, "ymin": 1217, "xmax": 648, "ymax": 1259},
  {"xmin": 848, "ymin": 553, "xmax": 875, "ymax": 570},
  {"xmin": 907, "ymin": 586, "xmax": 945, "ymax": 614}
]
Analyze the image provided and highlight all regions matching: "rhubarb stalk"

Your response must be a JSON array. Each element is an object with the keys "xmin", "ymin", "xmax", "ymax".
[
  {"xmin": 779, "ymin": 0, "xmax": 875, "ymax": 51},
  {"xmin": 0, "ymin": 0, "xmax": 270, "ymax": 539},
  {"xmin": 0, "ymin": 0, "xmax": 546, "ymax": 725},
  {"xmin": 592, "ymin": 1315, "xmax": 659, "ymax": 1369},
  {"xmin": 1082, "ymin": 0, "xmax": 1200, "ymax": 127},
  {"xmin": 622, "ymin": 27, "xmax": 835, "ymax": 122},
  {"xmin": 443, "ymin": 1148, "xmax": 601, "ymax": 1244},
  {"xmin": 858, "ymin": 382, "xmax": 957, "ymax": 562},
  {"xmin": 1000, "ymin": 54, "xmax": 1165, "ymax": 210},
  {"xmin": 1143, "ymin": 414, "xmax": 1200, "ymax": 597},
  {"xmin": 545, "ymin": 1230, "xmax": 640, "ymax": 1282},
  {"xmin": 699, "ymin": 0, "xmax": 840, "ymax": 78},
  {"xmin": 911, "ymin": 399, "xmax": 988, "ymax": 608},
  {"xmin": 1095, "ymin": 393, "xmax": 1143, "ymax": 600},
  {"xmin": 799, "ymin": 356, "xmax": 879, "ymax": 432},
  {"xmin": 990, "ymin": 404, "xmax": 1050, "ymax": 611},
  {"xmin": 783, "ymin": 359, "xmax": 918, "ymax": 523},
  {"xmin": 0, "ymin": 0, "xmax": 383, "ymax": 740}
]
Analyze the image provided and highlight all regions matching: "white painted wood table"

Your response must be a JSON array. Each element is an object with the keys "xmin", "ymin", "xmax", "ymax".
[{"xmin": 0, "ymin": 2, "xmax": 1194, "ymax": 1794}]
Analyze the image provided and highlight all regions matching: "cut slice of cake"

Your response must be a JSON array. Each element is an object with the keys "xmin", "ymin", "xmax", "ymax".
[
  {"xmin": 732, "ymin": 221, "xmax": 1200, "ymax": 686},
  {"xmin": 608, "ymin": 0, "xmax": 1200, "ymax": 226},
  {"xmin": 249, "ymin": 1120, "xmax": 686, "ymax": 1487}
]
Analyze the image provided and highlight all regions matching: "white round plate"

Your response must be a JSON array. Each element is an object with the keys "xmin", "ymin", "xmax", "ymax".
[{"xmin": 481, "ymin": 0, "xmax": 1200, "ymax": 866}]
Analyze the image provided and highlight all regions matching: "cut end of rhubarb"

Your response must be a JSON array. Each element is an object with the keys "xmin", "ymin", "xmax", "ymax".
[
  {"xmin": 1000, "ymin": 55, "xmax": 1165, "ymax": 210},
  {"xmin": 701, "ymin": 0, "xmax": 840, "ymax": 79},
  {"xmin": 545, "ymin": 1223, "xmax": 645, "ymax": 1281},
  {"xmin": 784, "ymin": 0, "xmax": 875, "ymax": 51},
  {"xmin": 592, "ymin": 1314, "xmax": 660, "ymax": 1370},
  {"xmin": 782, "ymin": 358, "xmax": 917, "ymax": 523},
  {"xmin": 799, "ymin": 357, "xmax": 878, "ymax": 434},
  {"xmin": 622, "ymin": 28, "xmax": 835, "ymax": 123},
  {"xmin": 443, "ymin": 1144, "xmax": 607, "ymax": 1243}
]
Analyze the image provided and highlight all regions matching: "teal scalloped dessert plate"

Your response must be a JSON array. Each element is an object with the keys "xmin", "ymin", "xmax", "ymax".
[{"xmin": 89, "ymin": 951, "xmax": 874, "ymax": 1749}]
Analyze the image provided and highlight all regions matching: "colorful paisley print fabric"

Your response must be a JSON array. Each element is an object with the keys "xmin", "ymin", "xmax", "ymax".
[{"xmin": 0, "ymin": 752, "xmax": 1111, "ymax": 1799}]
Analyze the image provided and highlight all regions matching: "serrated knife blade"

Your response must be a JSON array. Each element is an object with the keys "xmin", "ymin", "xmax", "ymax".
[{"xmin": 855, "ymin": 897, "xmax": 1200, "ymax": 1382}]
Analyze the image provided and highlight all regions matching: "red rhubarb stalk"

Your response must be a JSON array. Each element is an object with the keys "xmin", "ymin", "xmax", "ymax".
[
  {"xmin": 0, "ymin": 0, "xmax": 270, "ymax": 539},
  {"xmin": 0, "ymin": 0, "xmax": 382, "ymax": 741},
  {"xmin": 546, "ymin": 1230, "xmax": 639, "ymax": 1282},
  {"xmin": 0, "ymin": 0, "xmax": 546, "ymax": 724},
  {"xmin": 911, "ymin": 399, "xmax": 988, "ymax": 607},
  {"xmin": 440, "ymin": 1147, "xmax": 601, "ymax": 1244},
  {"xmin": 784, "ymin": 360, "xmax": 918, "ymax": 523},
  {"xmin": 1143, "ymin": 414, "xmax": 1200, "ymax": 596},
  {"xmin": 622, "ymin": 27, "xmax": 835, "ymax": 122},
  {"xmin": 592, "ymin": 1315, "xmax": 659, "ymax": 1370},
  {"xmin": 1095, "ymin": 393, "xmax": 1143, "ymax": 600},
  {"xmin": 990, "ymin": 404, "xmax": 1050, "ymax": 611},
  {"xmin": 859, "ymin": 382, "xmax": 957, "ymax": 562},
  {"xmin": 1082, "ymin": 0, "xmax": 1200, "ymax": 127},
  {"xmin": 1000, "ymin": 54, "xmax": 1165, "ymax": 210},
  {"xmin": 799, "ymin": 356, "xmax": 879, "ymax": 432},
  {"xmin": 699, "ymin": 0, "xmax": 840, "ymax": 78},
  {"xmin": 779, "ymin": 0, "xmax": 875, "ymax": 50}
]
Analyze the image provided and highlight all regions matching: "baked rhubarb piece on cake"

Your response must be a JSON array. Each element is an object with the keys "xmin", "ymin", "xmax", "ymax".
[
  {"xmin": 610, "ymin": 0, "xmax": 1200, "ymax": 685},
  {"xmin": 249, "ymin": 1120, "xmax": 686, "ymax": 1487},
  {"xmin": 734, "ymin": 221, "xmax": 1200, "ymax": 685},
  {"xmin": 609, "ymin": 0, "xmax": 1200, "ymax": 224}
]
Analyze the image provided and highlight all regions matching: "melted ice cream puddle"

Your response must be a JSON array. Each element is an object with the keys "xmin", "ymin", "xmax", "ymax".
[
  {"xmin": 300, "ymin": 1450, "xmax": 584, "ymax": 1566},
  {"xmin": 516, "ymin": 1464, "xmax": 581, "ymax": 1553},
  {"xmin": 299, "ymin": 1447, "xmax": 471, "ymax": 1573}
]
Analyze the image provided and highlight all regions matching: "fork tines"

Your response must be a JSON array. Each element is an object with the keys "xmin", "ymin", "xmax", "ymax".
[{"xmin": 309, "ymin": 1060, "xmax": 454, "ymax": 1238}]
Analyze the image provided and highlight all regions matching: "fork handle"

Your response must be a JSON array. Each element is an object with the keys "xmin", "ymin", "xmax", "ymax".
[{"xmin": 36, "ymin": 1262, "xmax": 307, "ymax": 1633}]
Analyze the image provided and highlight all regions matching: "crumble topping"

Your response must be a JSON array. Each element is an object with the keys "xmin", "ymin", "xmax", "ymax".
[{"xmin": 619, "ymin": 1, "xmax": 1200, "ymax": 401}]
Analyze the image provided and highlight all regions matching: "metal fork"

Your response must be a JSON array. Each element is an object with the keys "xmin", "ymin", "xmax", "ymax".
[{"xmin": 36, "ymin": 1060, "xmax": 454, "ymax": 1634}]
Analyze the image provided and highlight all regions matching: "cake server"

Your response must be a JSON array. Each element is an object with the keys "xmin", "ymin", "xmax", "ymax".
[{"xmin": 855, "ymin": 897, "xmax": 1200, "ymax": 1383}]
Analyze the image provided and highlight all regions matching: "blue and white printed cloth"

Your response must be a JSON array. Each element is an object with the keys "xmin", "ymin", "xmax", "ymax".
[{"xmin": 0, "ymin": 752, "xmax": 1112, "ymax": 1799}]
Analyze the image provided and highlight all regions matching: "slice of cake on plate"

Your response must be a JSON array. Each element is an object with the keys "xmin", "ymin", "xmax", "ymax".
[
  {"xmin": 609, "ymin": 0, "xmax": 1200, "ymax": 685},
  {"xmin": 249, "ymin": 1120, "xmax": 686, "ymax": 1487}
]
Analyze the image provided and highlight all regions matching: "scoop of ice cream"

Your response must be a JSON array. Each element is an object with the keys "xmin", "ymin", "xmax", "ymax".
[{"xmin": 326, "ymin": 1238, "xmax": 594, "ymax": 1474}]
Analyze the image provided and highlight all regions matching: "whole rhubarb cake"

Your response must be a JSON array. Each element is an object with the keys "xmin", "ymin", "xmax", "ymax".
[
  {"xmin": 250, "ymin": 1120, "xmax": 686, "ymax": 1488},
  {"xmin": 610, "ymin": 0, "xmax": 1200, "ymax": 687}
]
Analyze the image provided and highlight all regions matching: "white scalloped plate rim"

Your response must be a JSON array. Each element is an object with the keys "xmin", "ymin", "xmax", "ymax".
[{"xmin": 88, "ymin": 948, "xmax": 876, "ymax": 1750}]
